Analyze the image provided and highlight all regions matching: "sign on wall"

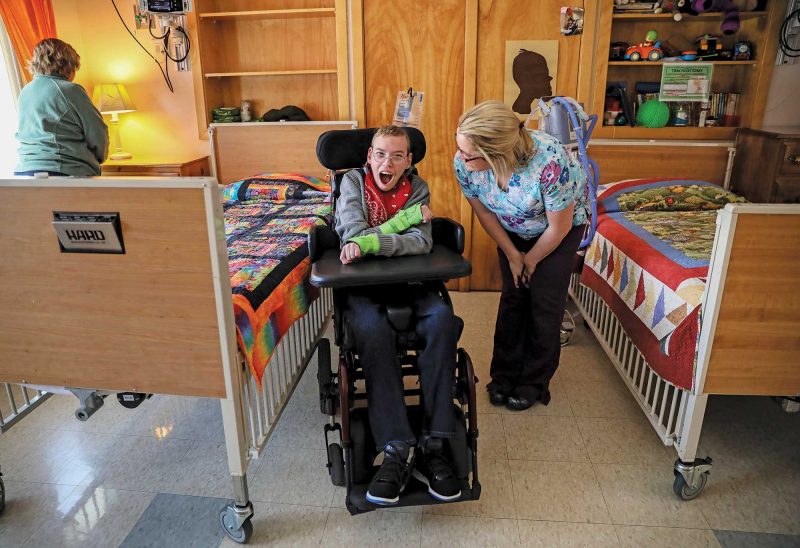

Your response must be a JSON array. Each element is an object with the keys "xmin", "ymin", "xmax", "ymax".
[{"xmin": 504, "ymin": 40, "xmax": 559, "ymax": 117}]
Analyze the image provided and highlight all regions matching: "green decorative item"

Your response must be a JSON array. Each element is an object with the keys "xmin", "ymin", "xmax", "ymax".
[{"xmin": 636, "ymin": 99, "xmax": 670, "ymax": 128}]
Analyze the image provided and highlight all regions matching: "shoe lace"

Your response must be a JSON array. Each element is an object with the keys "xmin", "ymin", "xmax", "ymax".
[{"xmin": 374, "ymin": 456, "xmax": 408, "ymax": 486}]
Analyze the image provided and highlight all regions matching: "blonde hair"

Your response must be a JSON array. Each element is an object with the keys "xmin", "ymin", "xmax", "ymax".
[
  {"xmin": 28, "ymin": 38, "xmax": 80, "ymax": 78},
  {"xmin": 457, "ymin": 100, "xmax": 535, "ymax": 188},
  {"xmin": 372, "ymin": 125, "xmax": 411, "ymax": 153}
]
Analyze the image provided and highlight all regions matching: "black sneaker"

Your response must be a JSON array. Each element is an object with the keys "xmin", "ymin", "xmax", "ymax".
[
  {"xmin": 412, "ymin": 448, "xmax": 462, "ymax": 501},
  {"xmin": 366, "ymin": 441, "xmax": 412, "ymax": 506}
]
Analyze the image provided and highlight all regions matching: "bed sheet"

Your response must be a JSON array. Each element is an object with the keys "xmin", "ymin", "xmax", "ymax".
[
  {"xmin": 580, "ymin": 178, "xmax": 744, "ymax": 390},
  {"xmin": 224, "ymin": 174, "xmax": 331, "ymax": 385}
]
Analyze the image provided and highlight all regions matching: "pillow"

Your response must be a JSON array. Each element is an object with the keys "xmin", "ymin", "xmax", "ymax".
[
  {"xmin": 223, "ymin": 173, "xmax": 330, "ymax": 204},
  {"xmin": 597, "ymin": 178, "xmax": 745, "ymax": 214}
]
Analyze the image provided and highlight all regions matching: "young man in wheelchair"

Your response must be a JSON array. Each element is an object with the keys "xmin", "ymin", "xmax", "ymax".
[{"xmin": 334, "ymin": 125, "xmax": 462, "ymax": 506}]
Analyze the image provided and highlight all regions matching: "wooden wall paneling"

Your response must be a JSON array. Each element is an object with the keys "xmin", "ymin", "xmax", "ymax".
[
  {"xmin": 350, "ymin": 0, "xmax": 366, "ymax": 127},
  {"xmin": 0, "ymin": 185, "xmax": 227, "ymax": 398},
  {"xmin": 588, "ymin": 143, "xmax": 730, "ymax": 185},
  {"xmin": 187, "ymin": 8, "xmax": 209, "ymax": 137},
  {"xmin": 335, "ymin": 0, "xmax": 350, "ymax": 119},
  {"xmin": 459, "ymin": 0, "xmax": 479, "ymax": 291},
  {"xmin": 704, "ymin": 213, "xmax": 800, "ymax": 395},
  {"xmin": 363, "ymin": 0, "xmax": 467, "ymax": 229},
  {"xmin": 748, "ymin": 0, "xmax": 785, "ymax": 129}
]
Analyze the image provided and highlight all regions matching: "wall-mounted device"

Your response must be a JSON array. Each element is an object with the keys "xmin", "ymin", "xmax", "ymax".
[{"xmin": 136, "ymin": 0, "xmax": 192, "ymax": 72}]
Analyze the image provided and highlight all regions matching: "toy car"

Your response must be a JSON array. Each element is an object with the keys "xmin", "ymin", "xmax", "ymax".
[{"xmin": 625, "ymin": 42, "xmax": 664, "ymax": 61}]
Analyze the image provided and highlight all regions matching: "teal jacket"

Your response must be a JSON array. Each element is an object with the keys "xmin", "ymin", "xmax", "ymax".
[{"xmin": 15, "ymin": 75, "xmax": 108, "ymax": 176}]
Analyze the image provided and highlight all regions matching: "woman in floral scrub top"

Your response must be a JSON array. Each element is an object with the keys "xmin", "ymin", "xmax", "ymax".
[{"xmin": 455, "ymin": 100, "xmax": 589, "ymax": 411}]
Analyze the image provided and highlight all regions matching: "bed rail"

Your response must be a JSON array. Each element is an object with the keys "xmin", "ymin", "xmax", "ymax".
[
  {"xmin": 242, "ymin": 287, "xmax": 333, "ymax": 457},
  {"xmin": 0, "ymin": 384, "xmax": 51, "ymax": 433}
]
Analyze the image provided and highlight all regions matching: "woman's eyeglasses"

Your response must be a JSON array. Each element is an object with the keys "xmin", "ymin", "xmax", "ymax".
[{"xmin": 372, "ymin": 150, "xmax": 408, "ymax": 163}]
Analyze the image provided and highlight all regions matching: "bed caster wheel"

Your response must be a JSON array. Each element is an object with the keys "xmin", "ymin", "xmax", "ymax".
[
  {"xmin": 117, "ymin": 392, "xmax": 152, "ymax": 409},
  {"xmin": 673, "ymin": 472, "xmax": 707, "ymax": 500},
  {"xmin": 219, "ymin": 504, "xmax": 253, "ymax": 544},
  {"xmin": 673, "ymin": 457, "xmax": 712, "ymax": 501},
  {"xmin": 327, "ymin": 442, "xmax": 345, "ymax": 486}
]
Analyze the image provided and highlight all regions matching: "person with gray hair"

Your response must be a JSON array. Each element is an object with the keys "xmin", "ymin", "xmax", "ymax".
[
  {"xmin": 455, "ymin": 100, "xmax": 589, "ymax": 411},
  {"xmin": 14, "ymin": 38, "xmax": 108, "ymax": 177}
]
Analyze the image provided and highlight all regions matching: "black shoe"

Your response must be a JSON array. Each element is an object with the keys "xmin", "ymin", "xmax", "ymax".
[
  {"xmin": 505, "ymin": 395, "xmax": 534, "ymax": 411},
  {"xmin": 412, "ymin": 447, "xmax": 462, "ymax": 502},
  {"xmin": 366, "ymin": 441, "xmax": 412, "ymax": 506},
  {"xmin": 488, "ymin": 389, "xmax": 507, "ymax": 406}
]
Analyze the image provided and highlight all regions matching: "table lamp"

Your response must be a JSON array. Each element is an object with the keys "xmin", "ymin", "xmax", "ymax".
[{"xmin": 92, "ymin": 83, "xmax": 136, "ymax": 160}]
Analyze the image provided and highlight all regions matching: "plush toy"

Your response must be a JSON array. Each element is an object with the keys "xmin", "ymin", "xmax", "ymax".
[
  {"xmin": 692, "ymin": 0, "xmax": 758, "ymax": 35},
  {"xmin": 654, "ymin": 0, "xmax": 683, "ymax": 21}
]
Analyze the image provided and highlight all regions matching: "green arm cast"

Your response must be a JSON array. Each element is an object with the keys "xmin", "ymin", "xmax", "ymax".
[
  {"xmin": 378, "ymin": 203, "xmax": 424, "ymax": 235},
  {"xmin": 347, "ymin": 234, "xmax": 380, "ymax": 255}
]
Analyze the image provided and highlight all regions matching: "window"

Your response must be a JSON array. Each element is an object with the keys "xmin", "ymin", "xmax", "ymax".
[{"xmin": 0, "ymin": 18, "xmax": 20, "ymax": 176}]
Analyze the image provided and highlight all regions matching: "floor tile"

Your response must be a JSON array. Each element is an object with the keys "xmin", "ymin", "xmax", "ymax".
[
  {"xmin": 267, "ymin": 405, "xmax": 327, "ymax": 451},
  {"xmin": 616, "ymin": 525, "xmax": 720, "ymax": 547},
  {"xmin": 421, "ymin": 514, "xmax": 520, "ymax": 546},
  {"xmin": 248, "ymin": 446, "xmax": 334, "ymax": 507},
  {"xmin": 425, "ymin": 457, "xmax": 516, "ymax": 519},
  {"xmin": 713, "ymin": 530, "xmax": 800, "ymax": 548},
  {"xmin": 0, "ymin": 480, "xmax": 77, "ymax": 548},
  {"xmin": 473, "ymin": 413, "xmax": 507, "ymax": 460},
  {"xmin": 593, "ymin": 463, "xmax": 709, "ymax": 529},
  {"xmin": 219, "ymin": 502, "xmax": 329, "ymax": 547},
  {"xmin": 576, "ymin": 416, "xmax": 674, "ymax": 465},
  {"xmin": 120, "ymin": 493, "xmax": 226, "ymax": 548},
  {"xmin": 517, "ymin": 520, "xmax": 619, "ymax": 547},
  {"xmin": 562, "ymin": 379, "xmax": 642, "ymax": 419},
  {"xmin": 503, "ymin": 415, "xmax": 588, "ymax": 462},
  {"xmin": 25, "ymin": 485, "xmax": 154, "ymax": 548},
  {"xmin": 323, "ymin": 507, "xmax": 421, "ymax": 546},
  {"xmin": 509, "ymin": 460, "xmax": 611, "ymax": 523}
]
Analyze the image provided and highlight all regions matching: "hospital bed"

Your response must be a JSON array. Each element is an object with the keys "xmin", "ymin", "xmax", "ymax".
[
  {"xmin": 0, "ymin": 120, "xmax": 353, "ymax": 542},
  {"xmin": 568, "ymin": 175, "xmax": 800, "ymax": 500}
]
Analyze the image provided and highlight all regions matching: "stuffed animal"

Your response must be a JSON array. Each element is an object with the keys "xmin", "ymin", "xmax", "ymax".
[
  {"xmin": 655, "ymin": 0, "xmax": 683, "ymax": 21},
  {"xmin": 692, "ymin": 0, "xmax": 758, "ymax": 34}
]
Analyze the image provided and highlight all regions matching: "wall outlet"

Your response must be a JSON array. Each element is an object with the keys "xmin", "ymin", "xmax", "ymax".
[{"xmin": 133, "ymin": 3, "xmax": 149, "ymax": 30}]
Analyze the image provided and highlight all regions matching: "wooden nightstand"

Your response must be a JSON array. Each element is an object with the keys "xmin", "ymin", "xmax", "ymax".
[
  {"xmin": 101, "ymin": 156, "xmax": 210, "ymax": 177},
  {"xmin": 731, "ymin": 128, "xmax": 800, "ymax": 203}
]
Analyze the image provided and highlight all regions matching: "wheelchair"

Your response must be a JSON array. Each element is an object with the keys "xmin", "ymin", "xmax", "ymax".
[{"xmin": 308, "ymin": 127, "xmax": 481, "ymax": 515}]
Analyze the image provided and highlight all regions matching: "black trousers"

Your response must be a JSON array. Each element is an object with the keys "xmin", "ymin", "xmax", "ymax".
[
  {"xmin": 488, "ymin": 225, "xmax": 584, "ymax": 402},
  {"xmin": 344, "ymin": 284, "xmax": 458, "ymax": 451}
]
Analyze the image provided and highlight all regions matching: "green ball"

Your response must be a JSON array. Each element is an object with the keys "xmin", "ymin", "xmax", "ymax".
[{"xmin": 636, "ymin": 100, "xmax": 670, "ymax": 128}]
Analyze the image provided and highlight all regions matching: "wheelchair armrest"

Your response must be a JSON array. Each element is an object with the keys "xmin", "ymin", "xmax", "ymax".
[
  {"xmin": 432, "ymin": 217, "xmax": 465, "ymax": 255},
  {"xmin": 308, "ymin": 224, "xmax": 341, "ymax": 263}
]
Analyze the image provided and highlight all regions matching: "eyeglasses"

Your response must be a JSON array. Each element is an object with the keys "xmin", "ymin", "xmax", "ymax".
[
  {"xmin": 372, "ymin": 150, "xmax": 408, "ymax": 163},
  {"xmin": 457, "ymin": 148, "xmax": 484, "ymax": 163}
]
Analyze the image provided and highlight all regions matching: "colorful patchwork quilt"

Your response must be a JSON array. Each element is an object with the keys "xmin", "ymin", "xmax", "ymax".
[
  {"xmin": 224, "ymin": 173, "xmax": 332, "ymax": 385},
  {"xmin": 581, "ymin": 178, "xmax": 745, "ymax": 390}
]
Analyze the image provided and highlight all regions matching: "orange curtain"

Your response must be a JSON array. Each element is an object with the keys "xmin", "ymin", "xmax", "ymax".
[{"xmin": 0, "ymin": 0, "xmax": 57, "ymax": 84}]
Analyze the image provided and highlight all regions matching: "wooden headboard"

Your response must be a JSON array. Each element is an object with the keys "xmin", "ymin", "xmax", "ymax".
[{"xmin": 209, "ymin": 121, "xmax": 357, "ymax": 184}]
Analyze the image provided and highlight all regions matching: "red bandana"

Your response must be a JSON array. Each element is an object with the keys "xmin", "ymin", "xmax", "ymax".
[{"xmin": 363, "ymin": 169, "xmax": 411, "ymax": 227}]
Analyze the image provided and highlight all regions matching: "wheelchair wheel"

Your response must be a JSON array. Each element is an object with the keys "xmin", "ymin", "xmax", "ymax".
[
  {"xmin": 0, "ymin": 473, "xmax": 5, "ymax": 515},
  {"xmin": 327, "ymin": 442, "xmax": 346, "ymax": 486},
  {"xmin": 317, "ymin": 338, "xmax": 336, "ymax": 415}
]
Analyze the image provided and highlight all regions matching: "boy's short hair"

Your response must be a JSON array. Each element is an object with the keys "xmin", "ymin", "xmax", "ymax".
[
  {"xmin": 28, "ymin": 38, "xmax": 80, "ymax": 78},
  {"xmin": 372, "ymin": 125, "xmax": 411, "ymax": 153}
]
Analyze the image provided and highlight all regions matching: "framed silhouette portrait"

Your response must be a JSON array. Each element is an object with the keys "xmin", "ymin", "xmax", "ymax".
[{"xmin": 504, "ymin": 40, "xmax": 559, "ymax": 117}]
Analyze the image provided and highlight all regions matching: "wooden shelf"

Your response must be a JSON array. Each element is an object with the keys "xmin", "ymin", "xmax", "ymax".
[
  {"xmin": 612, "ymin": 11, "xmax": 768, "ymax": 21},
  {"xmin": 199, "ymin": 8, "xmax": 335, "ymax": 21},
  {"xmin": 596, "ymin": 126, "xmax": 738, "ymax": 140},
  {"xmin": 204, "ymin": 69, "xmax": 337, "ymax": 78},
  {"xmin": 608, "ymin": 60, "xmax": 758, "ymax": 66}
]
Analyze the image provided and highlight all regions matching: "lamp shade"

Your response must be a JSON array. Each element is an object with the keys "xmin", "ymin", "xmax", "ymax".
[{"xmin": 92, "ymin": 83, "xmax": 135, "ymax": 114}]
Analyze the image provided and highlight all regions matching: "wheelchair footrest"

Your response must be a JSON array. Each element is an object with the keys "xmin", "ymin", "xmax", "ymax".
[{"xmin": 345, "ymin": 476, "xmax": 478, "ymax": 515}]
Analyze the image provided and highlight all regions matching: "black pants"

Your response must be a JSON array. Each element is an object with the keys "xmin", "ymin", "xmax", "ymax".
[
  {"xmin": 488, "ymin": 225, "xmax": 584, "ymax": 402},
  {"xmin": 345, "ymin": 284, "xmax": 458, "ymax": 450}
]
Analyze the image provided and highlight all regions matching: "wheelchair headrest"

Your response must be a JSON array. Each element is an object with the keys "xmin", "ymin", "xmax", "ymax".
[{"xmin": 316, "ymin": 127, "xmax": 426, "ymax": 171}]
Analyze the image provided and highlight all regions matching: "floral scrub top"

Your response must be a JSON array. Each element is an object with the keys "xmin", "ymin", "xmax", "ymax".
[{"xmin": 454, "ymin": 130, "xmax": 589, "ymax": 239}]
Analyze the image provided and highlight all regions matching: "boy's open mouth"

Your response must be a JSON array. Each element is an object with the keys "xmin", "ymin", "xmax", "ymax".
[{"xmin": 379, "ymin": 170, "xmax": 394, "ymax": 185}]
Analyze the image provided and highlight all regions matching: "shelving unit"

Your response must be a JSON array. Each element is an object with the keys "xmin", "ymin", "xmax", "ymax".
[
  {"xmin": 587, "ymin": 2, "xmax": 785, "ymax": 141},
  {"xmin": 188, "ymin": 0, "xmax": 350, "ymax": 136}
]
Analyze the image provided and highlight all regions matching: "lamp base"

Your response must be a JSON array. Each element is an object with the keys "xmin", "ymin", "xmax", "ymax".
[{"xmin": 110, "ymin": 151, "xmax": 132, "ymax": 160}]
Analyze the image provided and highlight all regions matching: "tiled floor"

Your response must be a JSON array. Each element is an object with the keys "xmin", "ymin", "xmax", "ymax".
[{"xmin": 1, "ymin": 291, "xmax": 799, "ymax": 547}]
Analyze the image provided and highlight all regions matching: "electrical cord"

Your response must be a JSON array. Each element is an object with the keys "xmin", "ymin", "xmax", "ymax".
[
  {"xmin": 779, "ymin": 8, "xmax": 800, "ymax": 58},
  {"xmin": 110, "ymin": 0, "xmax": 174, "ymax": 92}
]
